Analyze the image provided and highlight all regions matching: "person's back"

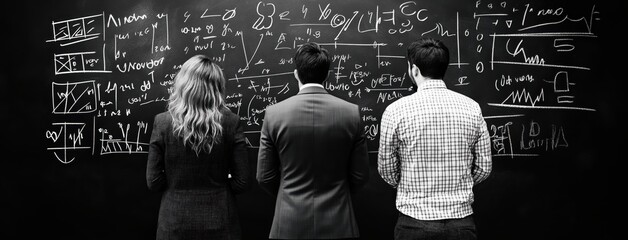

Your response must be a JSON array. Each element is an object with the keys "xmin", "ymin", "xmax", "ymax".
[
  {"xmin": 261, "ymin": 90, "xmax": 365, "ymax": 237},
  {"xmin": 146, "ymin": 55, "xmax": 250, "ymax": 240},
  {"xmin": 257, "ymin": 42, "xmax": 370, "ymax": 239},
  {"xmin": 150, "ymin": 109, "xmax": 245, "ymax": 191},
  {"xmin": 378, "ymin": 38, "xmax": 492, "ymax": 240},
  {"xmin": 382, "ymin": 80, "xmax": 486, "ymax": 218}
]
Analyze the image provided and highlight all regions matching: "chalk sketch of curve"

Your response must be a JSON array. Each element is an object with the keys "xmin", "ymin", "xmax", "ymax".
[
  {"xmin": 46, "ymin": 122, "xmax": 90, "ymax": 164},
  {"xmin": 518, "ymin": 5, "xmax": 600, "ymax": 33}
]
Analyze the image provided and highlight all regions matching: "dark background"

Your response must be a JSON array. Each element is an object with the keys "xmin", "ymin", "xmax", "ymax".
[{"xmin": 1, "ymin": 0, "xmax": 622, "ymax": 239}]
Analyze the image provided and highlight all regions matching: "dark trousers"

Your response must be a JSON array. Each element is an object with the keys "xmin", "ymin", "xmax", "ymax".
[{"xmin": 394, "ymin": 212, "xmax": 477, "ymax": 240}]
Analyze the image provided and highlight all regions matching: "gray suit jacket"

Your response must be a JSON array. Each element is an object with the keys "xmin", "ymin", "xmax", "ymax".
[{"xmin": 257, "ymin": 86, "xmax": 370, "ymax": 239}]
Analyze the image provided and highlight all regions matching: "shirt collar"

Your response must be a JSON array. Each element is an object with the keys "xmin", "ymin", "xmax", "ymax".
[
  {"xmin": 299, "ymin": 83, "xmax": 325, "ymax": 91},
  {"xmin": 417, "ymin": 80, "xmax": 447, "ymax": 92}
]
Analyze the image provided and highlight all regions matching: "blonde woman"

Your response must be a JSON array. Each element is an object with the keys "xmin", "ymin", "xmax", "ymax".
[{"xmin": 147, "ymin": 55, "xmax": 249, "ymax": 240}]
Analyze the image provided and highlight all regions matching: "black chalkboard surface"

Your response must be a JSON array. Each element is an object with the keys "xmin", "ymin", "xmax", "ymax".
[{"xmin": 2, "ymin": 0, "xmax": 622, "ymax": 239}]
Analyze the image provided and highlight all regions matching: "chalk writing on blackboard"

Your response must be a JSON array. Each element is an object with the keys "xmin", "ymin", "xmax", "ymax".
[{"xmin": 44, "ymin": 1, "xmax": 601, "ymax": 163}]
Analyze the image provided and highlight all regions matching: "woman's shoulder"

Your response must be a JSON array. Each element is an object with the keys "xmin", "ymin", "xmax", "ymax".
[
  {"xmin": 154, "ymin": 111, "xmax": 170, "ymax": 120},
  {"xmin": 220, "ymin": 107, "xmax": 239, "ymax": 121},
  {"xmin": 219, "ymin": 108, "xmax": 242, "ymax": 132},
  {"xmin": 152, "ymin": 111, "xmax": 172, "ymax": 126}
]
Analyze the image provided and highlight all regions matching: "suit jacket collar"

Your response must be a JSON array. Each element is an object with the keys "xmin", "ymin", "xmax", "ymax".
[{"xmin": 297, "ymin": 85, "xmax": 328, "ymax": 95}]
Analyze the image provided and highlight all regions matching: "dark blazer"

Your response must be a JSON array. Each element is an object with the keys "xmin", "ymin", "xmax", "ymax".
[
  {"xmin": 147, "ymin": 108, "xmax": 249, "ymax": 240},
  {"xmin": 257, "ymin": 86, "xmax": 370, "ymax": 239}
]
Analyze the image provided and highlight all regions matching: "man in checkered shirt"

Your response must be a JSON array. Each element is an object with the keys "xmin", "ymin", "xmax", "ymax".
[{"xmin": 378, "ymin": 38, "xmax": 492, "ymax": 240}]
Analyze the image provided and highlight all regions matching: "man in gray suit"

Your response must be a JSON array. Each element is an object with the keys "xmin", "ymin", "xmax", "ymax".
[{"xmin": 257, "ymin": 42, "xmax": 370, "ymax": 240}]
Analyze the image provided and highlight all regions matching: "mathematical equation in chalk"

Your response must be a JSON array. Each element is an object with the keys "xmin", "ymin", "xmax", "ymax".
[{"xmin": 44, "ymin": 0, "xmax": 601, "ymax": 163}]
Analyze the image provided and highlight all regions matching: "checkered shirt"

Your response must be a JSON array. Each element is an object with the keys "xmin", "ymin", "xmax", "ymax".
[{"xmin": 378, "ymin": 80, "xmax": 492, "ymax": 220}]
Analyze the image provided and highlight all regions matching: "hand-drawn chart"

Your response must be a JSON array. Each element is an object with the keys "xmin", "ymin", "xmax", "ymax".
[{"xmin": 44, "ymin": 0, "xmax": 601, "ymax": 163}]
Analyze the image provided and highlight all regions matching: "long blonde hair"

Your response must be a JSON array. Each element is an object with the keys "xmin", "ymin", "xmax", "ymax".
[{"xmin": 168, "ymin": 55, "xmax": 226, "ymax": 155}]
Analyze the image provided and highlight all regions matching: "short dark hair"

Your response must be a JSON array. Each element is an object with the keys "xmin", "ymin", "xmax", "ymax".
[
  {"xmin": 294, "ymin": 42, "xmax": 331, "ymax": 84},
  {"xmin": 406, "ymin": 38, "xmax": 450, "ymax": 79}
]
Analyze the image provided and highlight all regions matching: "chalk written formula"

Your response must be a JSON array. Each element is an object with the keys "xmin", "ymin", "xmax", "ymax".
[{"xmin": 44, "ymin": 0, "xmax": 601, "ymax": 164}]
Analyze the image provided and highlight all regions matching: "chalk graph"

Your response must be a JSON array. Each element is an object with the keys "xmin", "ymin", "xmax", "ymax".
[{"xmin": 43, "ymin": 1, "xmax": 601, "ymax": 163}]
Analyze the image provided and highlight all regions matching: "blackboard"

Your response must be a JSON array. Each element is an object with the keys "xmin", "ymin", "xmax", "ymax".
[{"xmin": 2, "ymin": 0, "xmax": 622, "ymax": 239}]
